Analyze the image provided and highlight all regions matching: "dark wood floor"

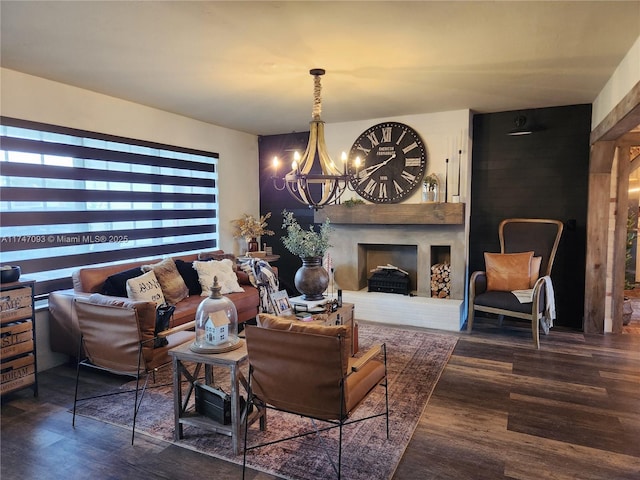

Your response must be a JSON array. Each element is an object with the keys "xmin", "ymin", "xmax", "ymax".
[{"xmin": 2, "ymin": 317, "xmax": 639, "ymax": 479}]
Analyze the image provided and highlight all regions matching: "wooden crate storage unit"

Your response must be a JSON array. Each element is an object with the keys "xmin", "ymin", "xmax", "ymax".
[{"xmin": 1, "ymin": 280, "xmax": 37, "ymax": 397}]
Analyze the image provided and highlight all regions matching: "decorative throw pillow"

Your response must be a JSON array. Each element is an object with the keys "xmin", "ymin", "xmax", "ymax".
[
  {"xmin": 126, "ymin": 270, "xmax": 166, "ymax": 306},
  {"xmin": 484, "ymin": 251, "xmax": 534, "ymax": 291},
  {"xmin": 141, "ymin": 257, "xmax": 189, "ymax": 305},
  {"xmin": 257, "ymin": 313, "xmax": 293, "ymax": 330},
  {"xmin": 530, "ymin": 256, "xmax": 542, "ymax": 287},
  {"xmin": 174, "ymin": 259, "xmax": 202, "ymax": 296},
  {"xmin": 101, "ymin": 267, "xmax": 143, "ymax": 297},
  {"xmin": 193, "ymin": 259, "xmax": 245, "ymax": 296}
]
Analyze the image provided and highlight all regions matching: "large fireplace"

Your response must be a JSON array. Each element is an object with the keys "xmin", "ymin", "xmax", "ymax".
[{"xmin": 315, "ymin": 203, "xmax": 466, "ymax": 331}]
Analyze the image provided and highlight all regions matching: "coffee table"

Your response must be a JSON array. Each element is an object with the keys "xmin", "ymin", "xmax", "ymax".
[{"xmin": 169, "ymin": 340, "xmax": 265, "ymax": 454}]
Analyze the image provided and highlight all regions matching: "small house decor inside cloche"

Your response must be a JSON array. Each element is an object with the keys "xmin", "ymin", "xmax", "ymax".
[{"xmin": 191, "ymin": 276, "xmax": 241, "ymax": 353}]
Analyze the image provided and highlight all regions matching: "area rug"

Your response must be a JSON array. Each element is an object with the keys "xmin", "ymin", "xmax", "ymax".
[{"xmin": 73, "ymin": 323, "xmax": 457, "ymax": 480}]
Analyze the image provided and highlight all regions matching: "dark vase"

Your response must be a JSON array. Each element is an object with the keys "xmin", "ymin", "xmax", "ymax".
[
  {"xmin": 247, "ymin": 237, "xmax": 259, "ymax": 252},
  {"xmin": 294, "ymin": 256, "xmax": 329, "ymax": 301}
]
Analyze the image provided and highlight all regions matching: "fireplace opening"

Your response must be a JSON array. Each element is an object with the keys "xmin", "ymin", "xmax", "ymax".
[{"xmin": 357, "ymin": 243, "xmax": 417, "ymax": 292}]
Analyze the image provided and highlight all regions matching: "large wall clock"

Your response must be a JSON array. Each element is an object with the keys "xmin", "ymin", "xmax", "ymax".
[{"xmin": 347, "ymin": 122, "xmax": 427, "ymax": 203}]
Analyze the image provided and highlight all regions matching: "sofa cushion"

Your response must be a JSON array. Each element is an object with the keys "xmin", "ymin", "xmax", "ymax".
[
  {"xmin": 142, "ymin": 257, "xmax": 189, "ymax": 305},
  {"xmin": 484, "ymin": 251, "xmax": 533, "ymax": 291},
  {"xmin": 474, "ymin": 290, "xmax": 536, "ymax": 312},
  {"xmin": 172, "ymin": 295, "xmax": 206, "ymax": 326},
  {"xmin": 126, "ymin": 270, "xmax": 166, "ymax": 306},
  {"xmin": 174, "ymin": 259, "xmax": 202, "ymax": 296},
  {"xmin": 225, "ymin": 290, "xmax": 259, "ymax": 316},
  {"xmin": 193, "ymin": 259, "xmax": 244, "ymax": 295},
  {"xmin": 257, "ymin": 313, "xmax": 293, "ymax": 330},
  {"xmin": 198, "ymin": 251, "xmax": 237, "ymax": 270},
  {"xmin": 101, "ymin": 267, "xmax": 143, "ymax": 297}
]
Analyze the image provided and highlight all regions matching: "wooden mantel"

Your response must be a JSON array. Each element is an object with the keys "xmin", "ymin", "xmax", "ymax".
[{"xmin": 314, "ymin": 202, "xmax": 465, "ymax": 225}]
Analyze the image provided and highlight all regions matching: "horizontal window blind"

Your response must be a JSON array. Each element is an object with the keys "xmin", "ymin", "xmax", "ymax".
[{"xmin": 0, "ymin": 117, "xmax": 219, "ymax": 296}]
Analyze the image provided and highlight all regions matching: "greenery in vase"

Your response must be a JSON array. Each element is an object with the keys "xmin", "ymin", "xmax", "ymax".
[
  {"xmin": 423, "ymin": 173, "xmax": 439, "ymax": 189},
  {"xmin": 232, "ymin": 212, "xmax": 275, "ymax": 239},
  {"xmin": 342, "ymin": 198, "xmax": 365, "ymax": 207},
  {"xmin": 281, "ymin": 210, "xmax": 332, "ymax": 258}
]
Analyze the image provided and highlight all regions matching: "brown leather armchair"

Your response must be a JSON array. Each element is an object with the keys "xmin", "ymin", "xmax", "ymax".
[
  {"xmin": 72, "ymin": 295, "xmax": 195, "ymax": 443},
  {"xmin": 242, "ymin": 315, "xmax": 389, "ymax": 479}
]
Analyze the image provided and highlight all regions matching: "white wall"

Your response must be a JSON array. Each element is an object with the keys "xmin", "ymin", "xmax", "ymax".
[
  {"xmin": 1, "ymin": 68, "xmax": 260, "ymax": 370},
  {"xmin": 324, "ymin": 110, "xmax": 472, "ymax": 206},
  {"xmin": 592, "ymin": 34, "xmax": 640, "ymax": 129},
  {"xmin": 324, "ymin": 110, "xmax": 474, "ymax": 325}
]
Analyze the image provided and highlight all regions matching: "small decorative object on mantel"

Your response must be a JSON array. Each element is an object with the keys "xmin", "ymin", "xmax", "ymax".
[
  {"xmin": 451, "ymin": 149, "xmax": 462, "ymax": 203},
  {"xmin": 232, "ymin": 212, "xmax": 274, "ymax": 253},
  {"xmin": 422, "ymin": 174, "xmax": 440, "ymax": 203},
  {"xmin": 281, "ymin": 210, "xmax": 332, "ymax": 301},
  {"xmin": 341, "ymin": 198, "xmax": 365, "ymax": 208}
]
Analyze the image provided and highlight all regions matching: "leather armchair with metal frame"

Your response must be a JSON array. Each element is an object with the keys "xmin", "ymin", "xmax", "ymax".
[
  {"xmin": 71, "ymin": 295, "xmax": 195, "ymax": 444},
  {"xmin": 242, "ymin": 315, "xmax": 389, "ymax": 479},
  {"xmin": 467, "ymin": 218, "xmax": 563, "ymax": 349}
]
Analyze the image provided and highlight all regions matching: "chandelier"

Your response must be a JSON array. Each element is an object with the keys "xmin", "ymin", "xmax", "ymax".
[{"xmin": 272, "ymin": 69, "xmax": 351, "ymax": 210}]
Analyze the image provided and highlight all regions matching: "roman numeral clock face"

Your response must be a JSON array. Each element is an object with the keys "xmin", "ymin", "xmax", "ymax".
[{"xmin": 348, "ymin": 122, "xmax": 427, "ymax": 203}]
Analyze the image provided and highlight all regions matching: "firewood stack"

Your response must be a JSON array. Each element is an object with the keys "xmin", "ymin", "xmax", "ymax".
[{"xmin": 430, "ymin": 263, "xmax": 451, "ymax": 298}]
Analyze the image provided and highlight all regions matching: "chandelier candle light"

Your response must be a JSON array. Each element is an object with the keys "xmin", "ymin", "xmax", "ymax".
[{"xmin": 271, "ymin": 69, "xmax": 353, "ymax": 210}]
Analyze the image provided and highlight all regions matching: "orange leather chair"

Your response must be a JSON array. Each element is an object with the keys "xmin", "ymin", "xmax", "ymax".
[{"xmin": 242, "ymin": 314, "xmax": 389, "ymax": 479}]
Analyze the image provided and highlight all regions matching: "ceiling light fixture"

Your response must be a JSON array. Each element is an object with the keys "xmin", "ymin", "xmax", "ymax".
[{"xmin": 271, "ymin": 69, "xmax": 351, "ymax": 210}]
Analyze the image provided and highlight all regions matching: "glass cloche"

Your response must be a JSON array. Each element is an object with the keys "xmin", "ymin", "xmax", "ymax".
[{"xmin": 190, "ymin": 276, "xmax": 242, "ymax": 353}]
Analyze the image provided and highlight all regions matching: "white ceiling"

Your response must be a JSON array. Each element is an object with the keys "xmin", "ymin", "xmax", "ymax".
[{"xmin": 1, "ymin": 1, "xmax": 639, "ymax": 136}]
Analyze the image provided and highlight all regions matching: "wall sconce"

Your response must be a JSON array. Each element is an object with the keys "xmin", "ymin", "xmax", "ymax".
[{"xmin": 507, "ymin": 114, "xmax": 542, "ymax": 136}]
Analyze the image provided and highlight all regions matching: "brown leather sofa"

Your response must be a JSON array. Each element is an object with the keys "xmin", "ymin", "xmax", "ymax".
[{"xmin": 48, "ymin": 250, "xmax": 263, "ymax": 358}]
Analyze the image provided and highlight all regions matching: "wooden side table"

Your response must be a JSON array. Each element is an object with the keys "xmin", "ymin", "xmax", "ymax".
[{"xmin": 168, "ymin": 341, "xmax": 265, "ymax": 455}]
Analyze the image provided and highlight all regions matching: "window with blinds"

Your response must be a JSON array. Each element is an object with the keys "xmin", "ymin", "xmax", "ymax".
[{"xmin": 0, "ymin": 117, "xmax": 218, "ymax": 297}]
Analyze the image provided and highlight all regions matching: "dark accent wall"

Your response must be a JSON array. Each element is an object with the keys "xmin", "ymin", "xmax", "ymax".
[
  {"xmin": 258, "ymin": 132, "xmax": 314, "ymax": 296},
  {"xmin": 470, "ymin": 104, "xmax": 591, "ymax": 329}
]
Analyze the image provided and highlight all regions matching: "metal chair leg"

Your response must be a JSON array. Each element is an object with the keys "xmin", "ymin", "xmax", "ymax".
[
  {"xmin": 72, "ymin": 335, "xmax": 84, "ymax": 428},
  {"xmin": 242, "ymin": 365, "xmax": 253, "ymax": 480}
]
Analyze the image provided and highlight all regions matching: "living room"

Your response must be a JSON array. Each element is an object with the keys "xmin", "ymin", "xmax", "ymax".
[{"xmin": 1, "ymin": 2, "xmax": 640, "ymax": 479}]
